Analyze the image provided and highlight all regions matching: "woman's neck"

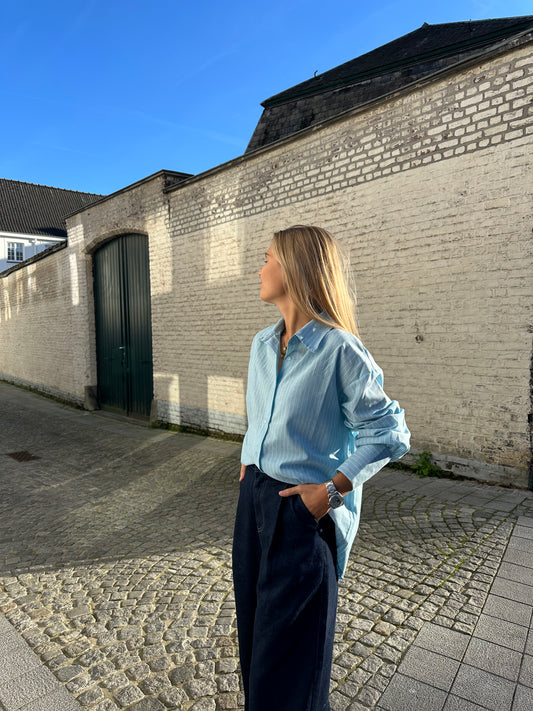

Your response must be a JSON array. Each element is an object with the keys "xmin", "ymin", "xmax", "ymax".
[{"xmin": 277, "ymin": 299, "xmax": 311, "ymax": 339}]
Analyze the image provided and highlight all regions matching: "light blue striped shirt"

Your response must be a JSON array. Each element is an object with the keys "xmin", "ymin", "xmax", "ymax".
[{"xmin": 241, "ymin": 316, "xmax": 410, "ymax": 578}]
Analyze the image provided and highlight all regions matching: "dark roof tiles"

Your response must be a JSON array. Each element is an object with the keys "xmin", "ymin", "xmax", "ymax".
[
  {"xmin": 0, "ymin": 179, "xmax": 104, "ymax": 238},
  {"xmin": 246, "ymin": 16, "xmax": 533, "ymax": 152}
]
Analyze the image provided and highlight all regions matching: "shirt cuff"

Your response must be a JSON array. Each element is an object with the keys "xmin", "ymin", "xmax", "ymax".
[{"xmin": 337, "ymin": 443, "xmax": 391, "ymax": 487}]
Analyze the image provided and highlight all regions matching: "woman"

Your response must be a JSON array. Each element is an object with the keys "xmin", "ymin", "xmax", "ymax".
[{"xmin": 232, "ymin": 225, "xmax": 410, "ymax": 711}]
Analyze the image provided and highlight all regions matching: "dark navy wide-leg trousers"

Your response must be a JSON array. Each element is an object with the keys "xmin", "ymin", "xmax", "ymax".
[{"xmin": 232, "ymin": 465, "xmax": 338, "ymax": 711}]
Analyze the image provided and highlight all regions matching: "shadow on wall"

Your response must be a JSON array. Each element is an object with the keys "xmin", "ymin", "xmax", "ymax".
[{"xmin": 151, "ymin": 213, "xmax": 272, "ymax": 437}]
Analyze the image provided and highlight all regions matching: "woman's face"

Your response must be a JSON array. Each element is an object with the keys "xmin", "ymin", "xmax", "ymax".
[{"xmin": 258, "ymin": 244, "xmax": 286, "ymax": 304}]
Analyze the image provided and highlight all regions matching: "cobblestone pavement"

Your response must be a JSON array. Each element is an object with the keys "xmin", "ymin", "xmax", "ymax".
[{"xmin": 1, "ymin": 381, "xmax": 532, "ymax": 711}]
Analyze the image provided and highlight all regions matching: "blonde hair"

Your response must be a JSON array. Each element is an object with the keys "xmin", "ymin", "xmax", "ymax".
[{"xmin": 271, "ymin": 225, "xmax": 358, "ymax": 336}]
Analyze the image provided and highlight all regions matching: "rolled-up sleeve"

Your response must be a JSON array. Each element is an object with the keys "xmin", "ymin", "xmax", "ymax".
[{"xmin": 336, "ymin": 340, "xmax": 410, "ymax": 485}]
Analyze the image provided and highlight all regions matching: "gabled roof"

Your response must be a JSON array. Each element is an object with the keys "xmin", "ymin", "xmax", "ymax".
[
  {"xmin": 246, "ymin": 16, "xmax": 533, "ymax": 152},
  {"xmin": 0, "ymin": 179, "xmax": 104, "ymax": 238}
]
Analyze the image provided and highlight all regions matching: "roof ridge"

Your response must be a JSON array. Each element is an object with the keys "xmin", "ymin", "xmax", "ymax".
[
  {"xmin": 419, "ymin": 16, "xmax": 533, "ymax": 28},
  {"xmin": 262, "ymin": 15, "xmax": 533, "ymax": 108}
]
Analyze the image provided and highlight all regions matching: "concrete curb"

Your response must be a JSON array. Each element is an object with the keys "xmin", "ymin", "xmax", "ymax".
[{"xmin": 0, "ymin": 613, "xmax": 81, "ymax": 711}]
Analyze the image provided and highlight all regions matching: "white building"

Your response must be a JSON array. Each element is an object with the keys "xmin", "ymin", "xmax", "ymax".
[{"xmin": 0, "ymin": 230, "xmax": 63, "ymax": 272}]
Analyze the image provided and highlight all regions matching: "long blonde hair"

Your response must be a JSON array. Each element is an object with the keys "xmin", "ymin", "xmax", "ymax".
[{"xmin": 272, "ymin": 225, "xmax": 358, "ymax": 335}]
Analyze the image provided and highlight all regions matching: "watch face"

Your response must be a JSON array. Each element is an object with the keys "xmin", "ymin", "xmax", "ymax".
[{"xmin": 329, "ymin": 492, "xmax": 344, "ymax": 508}]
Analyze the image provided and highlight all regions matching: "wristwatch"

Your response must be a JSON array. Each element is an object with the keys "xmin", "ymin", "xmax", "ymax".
[{"xmin": 325, "ymin": 480, "xmax": 344, "ymax": 509}]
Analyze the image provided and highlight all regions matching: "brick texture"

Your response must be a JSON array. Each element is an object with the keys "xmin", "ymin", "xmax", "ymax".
[
  {"xmin": 0, "ymin": 246, "xmax": 85, "ymax": 403},
  {"xmin": 0, "ymin": 39, "xmax": 531, "ymax": 486}
]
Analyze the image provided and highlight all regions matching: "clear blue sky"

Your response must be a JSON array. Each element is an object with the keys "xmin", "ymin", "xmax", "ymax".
[{"xmin": 1, "ymin": 0, "xmax": 531, "ymax": 195}]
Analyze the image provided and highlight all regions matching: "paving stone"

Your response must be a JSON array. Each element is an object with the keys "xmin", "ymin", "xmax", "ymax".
[
  {"xmin": 513, "ymin": 684, "xmax": 533, "ymax": 711},
  {"xmin": 0, "ymin": 646, "xmax": 41, "ymax": 684},
  {"xmin": 518, "ymin": 654, "xmax": 533, "ymax": 688},
  {"xmin": 329, "ymin": 690, "xmax": 352, "ymax": 711},
  {"xmin": 412, "ymin": 623, "xmax": 470, "ymax": 661},
  {"xmin": 91, "ymin": 701, "xmax": 119, "ymax": 711},
  {"xmin": 450, "ymin": 665, "xmax": 515, "ymax": 711},
  {"xmin": 66, "ymin": 606, "xmax": 91, "ymax": 620},
  {"xmin": 158, "ymin": 686, "xmax": 189, "ymax": 707},
  {"xmin": 513, "ymin": 526, "xmax": 533, "ymax": 541},
  {"xmin": 115, "ymin": 684, "xmax": 145, "ymax": 707},
  {"xmin": 188, "ymin": 700, "xmax": 216, "ymax": 711},
  {"xmin": 498, "ymin": 562, "xmax": 533, "ymax": 587},
  {"xmin": 517, "ymin": 517, "xmax": 533, "ymax": 528},
  {"xmin": 148, "ymin": 656, "xmax": 171, "ymax": 672},
  {"xmin": 168, "ymin": 665, "xmax": 195, "ymax": 684},
  {"xmin": 126, "ymin": 663, "xmax": 151, "ymax": 681},
  {"xmin": 17, "ymin": 687, "xmax": 82, "ymax": 711},
  {"xmin": 77, "ymin": 648, "xmax": 106, "ymax": 666},
  {"xmin": 216, "ymin": 693, "xmax": 240, "ymax": 709},
  {"xmin": 65, "ymin": 672, "xmax": 92, "ymax": 695},
  {"xmin": 473, "ymin": 613, "xmax": 528, "ymax": 652},
  {"xmin": 184, "ymin": 679, "xmax": 218, "ymax": 697},
  {"xmin": 378, "ymin": 673, "xmax": 447, "ymax": 711},
  {"xmin": 128, "ymin": 699, "xmax": 166, "ymax": 711},
  {"xmin": 138, "ymin": 673, "xmax": 172, "ymax": 695},
  {"xmin": 1, "ymin": 383, "xmax": 533, "ymax": 711},
  {"xmin": 482, "ymin": 594, "xmax": 532, "ymax": 627},
  {"xmin": 507, "ymin": 536, "xmax": 532, "ymax": 554},
  {"xmin": 463, "ymin": 637, "xmax": 522, "ymax": 681},
  {"xmin": 356, "ymin": 685, "xmax": 382, "ymax": 706},
  {"xmin": 56, "ymin": 665, "xmax": 84, "ymax": 682},
  {"xmin": 369, "ymin": 673, "xmax": 391, "ymax": 693},
  {"xmin": 348, "ymin": 702, "xmax": 376, "ymax": 711},
  {"xmin": 217, "ymin": 673, "xmax": 240, "ymax": 692},
  {"xmin": 502, "ymin": 548, "xmax": 533, "ymax": 569},
  {"xmin": 0, "ymin": 666, "xmax": 60, "ymax": 709},
  {"xmin": 77, "ymin": 686, "xmax": 104, "ymax": 706},
  {"xmin": 216, "ymin": 658, "xmax": 239, "ymax": 673},
  {"xmin": 382, "ymin": 610, "xmax": 407, "ymax": 625},
  {"xmin": 397, "ymin": 646, "xmax": 460, "ymax": 690},
  {"xmin": 442, "ymin": 696, "xmax": 488, "ymax": 711},
  {"xmin": 101, "ymin": 672, "xmax": 130, "ymax": 692}
]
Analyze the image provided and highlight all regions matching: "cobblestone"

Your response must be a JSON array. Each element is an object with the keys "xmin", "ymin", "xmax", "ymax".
[{"xmin": 1, "ymin": 382, "xmax": 533, "ymax": 709}]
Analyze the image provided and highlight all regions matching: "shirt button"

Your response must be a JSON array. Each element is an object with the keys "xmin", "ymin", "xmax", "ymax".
[{"xmin": 313, "ymin": 327, "xmax": 316, "ymax": 332}]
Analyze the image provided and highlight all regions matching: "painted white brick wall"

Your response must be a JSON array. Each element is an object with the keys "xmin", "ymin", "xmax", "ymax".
[
  {"xmin": 0, "ymin": 40, "xmax": 531, "ymax": 486},
  {"xmin": 0, "ymin": 246, "xmax": 85, "ymax": 403},
  {"xmin": 154, "ymin": 40, "xmax": 533, "ymax": 485}
]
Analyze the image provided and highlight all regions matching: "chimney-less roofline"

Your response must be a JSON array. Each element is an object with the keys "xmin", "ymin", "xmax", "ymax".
[{"xmin": 262, "ymin": 17, "xmax": 533, "ymax": 108}]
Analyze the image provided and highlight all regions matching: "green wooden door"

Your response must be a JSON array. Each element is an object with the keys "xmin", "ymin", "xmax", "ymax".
[{"xmin": 93, "ymin": 234, "xmax": 153, "ymax": 418}]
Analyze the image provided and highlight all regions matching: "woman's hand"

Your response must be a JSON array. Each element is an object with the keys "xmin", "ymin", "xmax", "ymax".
[
  {"xmin": 239, "ymin": 464, "xmax": 247, "ymax": 482},
  {"xmin": 279, "ymin": 483, "xmax": 330, "ymax": 521},
  {"xmin": 278, "ymin": 473, "xmax": 352, "ymax": 520}
]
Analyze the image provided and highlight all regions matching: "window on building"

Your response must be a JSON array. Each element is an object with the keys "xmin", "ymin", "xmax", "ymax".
[{"xmin": 7, "ymin": 242, "xmax": 24, "ymax": 262}]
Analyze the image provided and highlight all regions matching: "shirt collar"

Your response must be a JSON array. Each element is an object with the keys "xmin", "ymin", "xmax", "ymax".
[{"xmin": 259, "ymin": 313, "xmax": 333, "ymax": 352}]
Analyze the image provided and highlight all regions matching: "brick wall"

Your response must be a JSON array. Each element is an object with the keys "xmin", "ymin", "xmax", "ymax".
[
  {"xmin": 0, "ymin": 245, "xmax": 88, "ymax": 404},
  {"xmin": 169, "ymin": 40, "xmax": 531, "ymax": 234},
  {"xmin": 0, "ymin": 37, "xmax": 531, "ymax": 486},
  {"xmin": 154, "ymin": 37, "xmax": 532, "ymax": 486}
]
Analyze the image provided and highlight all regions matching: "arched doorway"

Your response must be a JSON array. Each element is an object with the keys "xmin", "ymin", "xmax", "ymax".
[{"xmin": 93, "ymin": 234, "xmax": 154, "ymax": 418}]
